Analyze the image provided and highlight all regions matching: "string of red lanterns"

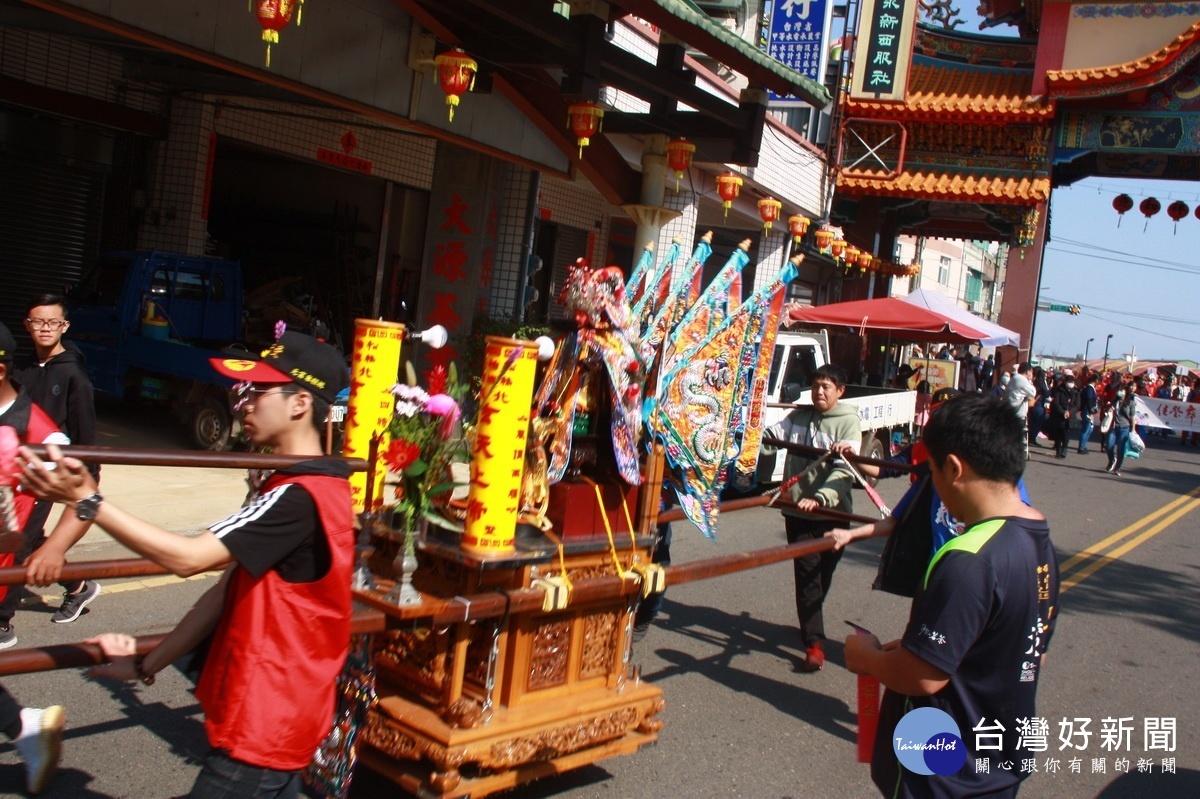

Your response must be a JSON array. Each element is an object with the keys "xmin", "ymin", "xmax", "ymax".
[{"xmin": 1111, "ymin": 194, "xmax": 1200, "ymax": 233}]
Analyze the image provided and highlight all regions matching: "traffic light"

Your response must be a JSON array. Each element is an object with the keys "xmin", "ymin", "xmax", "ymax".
[{"xmin": 1069, "ymin": 305, "xmax": 1081, "ymax": 316}]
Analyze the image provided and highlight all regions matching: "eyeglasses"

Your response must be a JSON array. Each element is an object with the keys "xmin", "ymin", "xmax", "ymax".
[
  {"xmin": 26, "ymin": 319, "xmax": 66, "ymax": 330},
  {"xmin": 232, "ymin": 383, "xmax": 296, "ymax": 412}
]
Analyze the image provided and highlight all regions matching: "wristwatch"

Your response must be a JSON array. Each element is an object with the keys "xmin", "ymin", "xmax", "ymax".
[{"xmin": 74, "ymin": 492, "xmax": 104, "ymax": 521}]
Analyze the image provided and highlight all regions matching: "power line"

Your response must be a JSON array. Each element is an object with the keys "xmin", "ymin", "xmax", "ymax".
[{"xmin": 1045, "ymin": 244, "xmax": 1200, "ymax": 277}]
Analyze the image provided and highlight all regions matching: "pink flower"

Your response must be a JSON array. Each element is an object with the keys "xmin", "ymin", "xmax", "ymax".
[{"xmin": 426, "ymin": 393, "xmax": 461, "ymax": 437}]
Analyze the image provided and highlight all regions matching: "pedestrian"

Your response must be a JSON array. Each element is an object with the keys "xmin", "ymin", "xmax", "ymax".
[
  {"xmin": 1154, "ymin": 376, "xmax": 1176, "ymax": 440},
  {"xmin": 1027, "ymin": 367, "xmax": 1051, "ymax": 448},
  {"xmin": 631, "ymin": 518, "xmax": 670, "ymax": 642},
  {"xmin": 1077, "ymin": 372, "xmax": 1100, "ymax": 454},
  {"xmin": 0, "ymin": 323, "xmax": 94, "ymax": 649},
  {"xmin": 19, "ymin": 330, "xmax": 352, "ymax": 799},
  {"xmin": 844, "ymin": 394, "xmax": 1058, "ymax": 799},
  {"xmin": 1003, "ymin": 361, "xmax": 1038, "ymax": 460},
  {"xmin": 764, "ymin": 363, "xmax": 861, "ymax": 672},
  {"xmin": 989, "ymin": 371, "xmax": 1010, "ymax": 399},
  {"xmin": 1184, "ymin": 377, "xmax": 1199, "ymax": 448},
  {"xmin": 0, "ymin": 686, "xmax": 64, "ymax": 794},
  {"xmin": 1045, "ymin": 370, "xmax": 1079, "ymax": 459},
  {"xmin": 979, "ymin": 354, "xmax": 995, "ymax": 390},
  {"xmin": 1105, "ymin": 385, "xmax": 1138, "ymax": 477},
  {"xmin": 18, "ymin": 293, "xmax": 102, "ymax": 623}
]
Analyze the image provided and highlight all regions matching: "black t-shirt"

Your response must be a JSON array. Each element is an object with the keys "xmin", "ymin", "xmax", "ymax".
[
  {"xmin": 873, "ymin": 516, "xmax": 1058, "ymax": 799},
  {"xmin": 209, "ymin": 461, "xmax": 349, "ymax": 583}
]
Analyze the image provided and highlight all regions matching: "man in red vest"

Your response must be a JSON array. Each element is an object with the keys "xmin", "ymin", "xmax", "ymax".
[{"xmin": 19, "ymin": 331, "xmax": 352, "ymax": 799}]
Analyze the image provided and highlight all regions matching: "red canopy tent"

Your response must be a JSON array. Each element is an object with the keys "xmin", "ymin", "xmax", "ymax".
[{"xmin": 786, "ymin": 297, "xmax": 991, "ymax": 343}]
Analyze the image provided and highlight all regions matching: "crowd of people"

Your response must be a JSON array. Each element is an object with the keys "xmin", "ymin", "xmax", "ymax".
[{"xmin": 3, "ymin": 307, "xmax": 354, "ymax": 798}]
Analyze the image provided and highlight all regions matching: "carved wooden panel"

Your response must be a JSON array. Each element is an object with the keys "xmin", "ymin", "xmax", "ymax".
[
  {"xmin": 465, "ymin": 626, "xmax": 489, "ymax": 689},
  {"xmin": 374, "ymin": 629, "xmax": 447, "ymax": 696},
  {"xmin": 580, "ymin": 610, "xmax": 618, "ymax": 678},
  {"xmin": 484, "ymin": 707, "xmax": 639, "ymax": 768},
  {"xmin": 527, "ymin": 618, "xmax": 571, "ymax": 689}
]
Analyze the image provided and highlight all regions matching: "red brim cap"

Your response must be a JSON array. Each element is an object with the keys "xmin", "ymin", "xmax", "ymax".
[{"xmin": 209, "ymin": 357, "xmax": 292, "ymax": 384}]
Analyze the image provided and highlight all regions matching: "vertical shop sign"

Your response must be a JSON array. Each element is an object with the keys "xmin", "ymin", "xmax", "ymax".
[
  {"xmin": 759, "ymin": 0, "xmax": 834, "ymax": 105},
  {"xmin": 850, "ymin": 0, "xmax": 919, "ymax": 102}
]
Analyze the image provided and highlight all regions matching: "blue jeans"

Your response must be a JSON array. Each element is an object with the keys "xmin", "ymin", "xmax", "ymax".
[
  {"xmin": 1107, "ymin": 427, "xmax": 1131, "ymax": 471},
  {"xmin": 635, "ymin": 521, "xmax": 671, "ymax": 626},
  {"xmin": 189, "ymin": 749, "xmax": 301, "ymax": 799},
  {"xmin": 1078, "ymin": 415, "xmax": 1095, "ymax": 452}
]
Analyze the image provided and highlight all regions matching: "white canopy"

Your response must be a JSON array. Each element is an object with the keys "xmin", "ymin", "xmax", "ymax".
[{"xmin": 900, "ymin": 289, "xmax": 1021, "ymax": 348}]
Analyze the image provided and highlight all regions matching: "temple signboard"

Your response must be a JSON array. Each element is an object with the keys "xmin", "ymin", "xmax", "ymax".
[{"xmin": 849, "ymin": 0, "xmax": 919, "ymax": 102}]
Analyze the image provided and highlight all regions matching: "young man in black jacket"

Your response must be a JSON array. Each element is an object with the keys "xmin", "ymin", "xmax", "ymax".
[{"xmin": 18, "ymin": 294, "xmax": 101, "ymax": 623}]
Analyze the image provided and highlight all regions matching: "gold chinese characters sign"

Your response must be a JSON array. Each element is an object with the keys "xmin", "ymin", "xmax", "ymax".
[
  {"xmin": 849, "ymin": 0, "xmax": 919, "ymax": 103},
  {"xmin": 344, "ymin": 318, "xmax": 405, "ymax": 513},
  {"xmin": 462, "ymin": 336, "xmax": 540, "ymax": 556}
]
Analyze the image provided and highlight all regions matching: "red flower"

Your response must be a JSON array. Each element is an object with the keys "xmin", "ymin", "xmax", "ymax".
[
  {"xmin": 383, "ymin": 439, "xmax": 420, "ymax": 472},
  {"xmin": 426, "ymin": 365, "xmax": 448, "ymax": 396}
]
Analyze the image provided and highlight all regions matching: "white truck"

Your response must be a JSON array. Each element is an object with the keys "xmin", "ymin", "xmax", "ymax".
[{"xmin": 755, "ymin": 329, "xmax": 918, "ymax": 484}]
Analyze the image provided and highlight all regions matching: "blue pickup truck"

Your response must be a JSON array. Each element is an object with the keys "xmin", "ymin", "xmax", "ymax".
[{"xmin": 69, "ymin": 251, "xmax": 251, "ymax": 451}]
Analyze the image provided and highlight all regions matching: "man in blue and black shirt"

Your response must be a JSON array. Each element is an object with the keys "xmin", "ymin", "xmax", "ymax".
[{"xmin": 845, "ymin": 395, "xmax": 1059, "ymax": 799}]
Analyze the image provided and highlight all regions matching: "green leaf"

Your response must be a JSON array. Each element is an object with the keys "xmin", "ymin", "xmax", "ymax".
[{"xmin": 424, "ymin": 509, "xmax": 464, "ymax": 532}]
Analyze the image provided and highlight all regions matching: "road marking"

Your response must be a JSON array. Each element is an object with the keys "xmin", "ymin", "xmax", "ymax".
[{"xmin": 1060, "ymin": 488, "xmax": 1200, "ymax": 593}]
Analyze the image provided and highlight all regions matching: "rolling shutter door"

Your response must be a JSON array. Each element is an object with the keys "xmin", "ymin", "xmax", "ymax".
[{"xmin": 547, "ymin": 225, "xmax": 589, "ymax": 321}]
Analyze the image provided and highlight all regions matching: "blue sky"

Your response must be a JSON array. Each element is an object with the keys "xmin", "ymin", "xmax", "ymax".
[{"xmin": 1035, "ymin": 178, "xmax": 1200, "ymax": 363}]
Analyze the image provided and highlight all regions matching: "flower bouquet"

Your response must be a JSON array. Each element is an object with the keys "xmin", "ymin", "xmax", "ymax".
[{"xmin": 381, "ymin": 363, "xmax": 467, "ymax": 603}]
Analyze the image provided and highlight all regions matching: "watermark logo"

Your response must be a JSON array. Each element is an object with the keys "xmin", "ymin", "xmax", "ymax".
[{"xmin": 893, "ymin": 707, "xmax": 968, "ymax": 776}]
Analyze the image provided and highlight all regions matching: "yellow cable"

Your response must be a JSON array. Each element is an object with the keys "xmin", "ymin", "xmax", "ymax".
[
  {"xmin": 540, "ymin": 527, "xmax": 574, "ymax": 592},
  {"xmin": 581, "ymin": 476, "xmax": 627, "ymax": 577}
]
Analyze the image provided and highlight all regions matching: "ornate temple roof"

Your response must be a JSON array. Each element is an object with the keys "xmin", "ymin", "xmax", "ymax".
[
  {"xmin": 1046, "ymin": 19, "xmax": 1200, "ymax": 99},
  {"xmin": 836, "ymin": 169, "xmax": 1051, "ymax": 204},
  {"xmin": 846, "ymin": 63, "xmax": 1053, "ymax": 122}
]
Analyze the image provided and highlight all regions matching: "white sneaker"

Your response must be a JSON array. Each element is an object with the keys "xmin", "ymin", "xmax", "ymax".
[{"xmin": 13, "ymin": 705, "xmax": 65, "ymax": 795}]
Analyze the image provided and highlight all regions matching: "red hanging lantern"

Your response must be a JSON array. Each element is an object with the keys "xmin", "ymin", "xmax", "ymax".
[
  {"xmin": 567, "ymin": 101, "xmax": 605, "ymax": 158},
  {"xmin": 1112, "ymin": 194, "xmax": 1133, "ymax": 227},
  {"xmin": 757, "ymin": 197, "xmax": 782, "ymax": 233},
  {"xmin": 1139, "ymin": 197, "xmax": 1160, "ymax": 232},
  {"xmin": 830, "ymin": 238, "xmax": 847, "ymax": 260},
  {"xmin": 843, "ymin": 244, "xmax": 860, "ymax": 270},
  {"xmin": 814, "ymin": 228, "xmax": 834, "ymax": 251},
  {"xmin": 434, "ymin": 49, "xmax": 478, "ymax": 122},
  {"xmin": 665, "ymin": 138, "xmax": 695, "ymax": 191},
  {"xmin": 857, "ymin": 250, "xmax": 873, "ymax": 273},
  {"xmin": 1167, "ymin": 200, "xmax": 1189, "ymax": 234},
  {"xmin": 715, "ymin": 172, "xmax": 743, "ymax": 217},
  {"xmin": 788, "ymin": 214, "xmax": 810, "ymax": 243},
  {"xmin": 254, "ymin": 0, "xmax": 295, "ymax": 68}
]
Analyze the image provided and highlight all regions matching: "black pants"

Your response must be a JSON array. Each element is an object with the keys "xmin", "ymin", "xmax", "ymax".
[
  {"xmin": 0, "ymin": 500, "xmax": 82, "ymax": 625},
  {"xmin": 785, "ymin": 516, "xmax": 843, "ymax": 646},
  {"xmin": 0, "ymin": 683, "xmax": 21, "ymax": 738}
]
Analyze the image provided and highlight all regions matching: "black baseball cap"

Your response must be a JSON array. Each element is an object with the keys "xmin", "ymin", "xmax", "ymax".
[
  {"xmin": 0, "ymin": 323, "xmax": 14, "ymax": 363},
  {"xmin": 210, "ymin": 331, "xmax": 347, "ymax": 403}
]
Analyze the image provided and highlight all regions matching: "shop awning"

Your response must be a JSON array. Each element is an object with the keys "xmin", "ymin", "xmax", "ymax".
[
  {"xmin": 900, "ymin": 289, "xmax": 1021, "ymax": 347},
  {"xmin": 786, "ymin": 296, "xmax": 991, "ymax": 343}
]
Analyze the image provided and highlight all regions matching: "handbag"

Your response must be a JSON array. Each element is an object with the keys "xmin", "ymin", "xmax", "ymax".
[
  {"xmin": 1128, "ymin": 429, "xmax": 1145, "ymax": 453},
  {"xmin": 873, "ymin": 469, "xmax": 934, "ymax": 598},
  {"xmin": 1099, "ymin": 407, "xmax": 1114, "ymax": 434}
]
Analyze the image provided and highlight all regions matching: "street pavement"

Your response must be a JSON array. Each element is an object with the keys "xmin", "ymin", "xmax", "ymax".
[{"xmin": 1, "ymin": 405, "xmax": 1197, "ymax": 798}]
